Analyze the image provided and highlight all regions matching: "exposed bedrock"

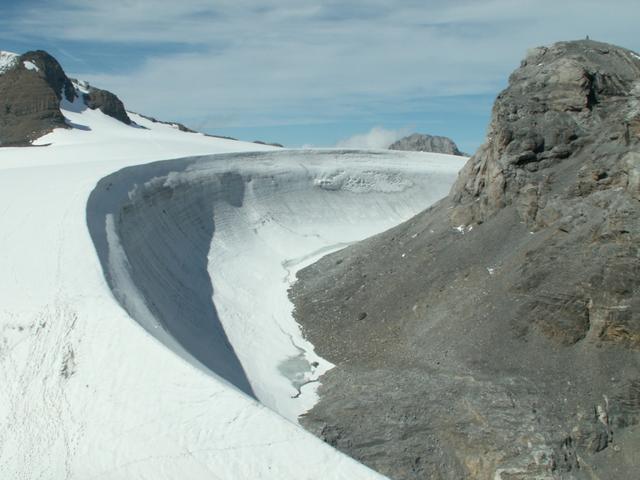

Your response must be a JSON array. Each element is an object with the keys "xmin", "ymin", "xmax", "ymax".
[
  {"xmin": 291, "ymin": 40, "xmax": 640, "ymax": 479},
  {"xmin": 82, "ymin": 85, "xmax": 131, "ymax": 125},
  {"xmin": 0, "ymin": 50, "xmax": 74, "ymax": 146},
  {"xmin": 389, "ymin": 133, "xmax": 466, "ymax": 156},
  {"xmin": 0, "ymin": 49, "xmax": 131, "ymax": 146}
]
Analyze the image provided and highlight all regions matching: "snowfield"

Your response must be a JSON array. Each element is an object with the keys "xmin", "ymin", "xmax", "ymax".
[{"xmin": 0, "ymin": 100, "xmax": 464, "ymax": 479}]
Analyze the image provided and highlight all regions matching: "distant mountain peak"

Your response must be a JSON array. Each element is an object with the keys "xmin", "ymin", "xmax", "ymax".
[
  {"xmin": 388, "ymin": 133, "xmax": 466, "ymax": 156},
  {"xmin": 0, "ymin": 49, "xmax": 284, "ymax": 148}
]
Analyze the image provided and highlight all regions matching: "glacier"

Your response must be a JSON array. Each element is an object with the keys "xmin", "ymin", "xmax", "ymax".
[{"xmin": 0, "ymin": 100, "xmax": 464, "ymax": 479}]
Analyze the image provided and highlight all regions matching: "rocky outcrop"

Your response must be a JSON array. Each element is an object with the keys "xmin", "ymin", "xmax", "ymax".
[
  {"xmin": 131, "ymin": 112, "xmax": 198, "ymax": 133},
  {"xmin": 448, "ymin": 40, "xmax": 640, "ymax": 352},
  {"xmin": 83, "ymin": 85, "xmax": 131, "ymax": 125},
  {"xmin": 450, "ymin": 40, "xmax": 640, "ymax": 227},
  {"xmin": 389, "ymin": 133, "xmax": 466, "ymax": 156},
  {"xmin": 132, "ymin": 113, "xmax": 246, "ymax": 141},
  {"xmin": 291, "ymin": 40, "xmax": 640, "ymax": 479},
  {"xmin": 253, "ymin": 140, "xmax": 284, "ymax": 148},
  {"xmin": 0, "ymin": 49, "xmax": 131, "ymax": 146},
  {"xmin": 0, "ymin": 50, "xmax": 74, "ymax": 146}
]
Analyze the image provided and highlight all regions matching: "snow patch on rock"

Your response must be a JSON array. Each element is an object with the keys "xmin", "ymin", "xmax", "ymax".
[
  {"xmin": 71, "ymin": 79, "xmax": 91, "ymax": 94},
  {"xmin": 0, "ymin": 51, "xmax": 19, "ymax": 74},
  {"xmin": 22, "ymin": 60, "xmax": 39, "ymax": 72}
]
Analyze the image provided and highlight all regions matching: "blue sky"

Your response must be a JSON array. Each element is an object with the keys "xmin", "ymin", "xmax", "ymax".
[{"xmin": 2, "ymin": 0, "xmax": 640, "ymax": 152}]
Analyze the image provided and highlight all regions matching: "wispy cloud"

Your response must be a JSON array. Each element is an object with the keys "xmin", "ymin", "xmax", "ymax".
[{"xmin": 336, "ymin": 126, "xmax": 411, "ymax": 149}]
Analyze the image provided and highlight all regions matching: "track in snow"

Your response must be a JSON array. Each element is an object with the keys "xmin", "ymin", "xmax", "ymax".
[{"xmin": 87, "ymin": 149, "xmax": 464, "ymax": 421}]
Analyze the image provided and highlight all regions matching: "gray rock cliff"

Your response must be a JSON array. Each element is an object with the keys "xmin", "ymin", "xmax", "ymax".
[
  {"xmin": 0, "ymin": 50, "xmax": 74, "ymax": 146},
  {"xmin": 82, "ymin": 85, "xmax": 131, "ymax": 125},
  {"xmin": 291, "ymin": 40, "xmax": 640, "ymax": 480}
]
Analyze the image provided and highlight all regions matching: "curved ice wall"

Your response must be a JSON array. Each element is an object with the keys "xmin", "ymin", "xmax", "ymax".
[{"xmin": 87, "ymin": 150, "xmax": 464, "ymax": 420}]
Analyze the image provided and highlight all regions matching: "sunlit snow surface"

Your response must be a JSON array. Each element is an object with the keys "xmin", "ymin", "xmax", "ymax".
[
  {"xmin": 0, "ymin": 100, "xmax": 464, "ymax": 479},
  {"xmin": 22, "ymin": 60, "xmax": 39, "ymax": 72},
  {"xmin": 0, "ymin": 50, "xmax": 19, "ymax": 74}
]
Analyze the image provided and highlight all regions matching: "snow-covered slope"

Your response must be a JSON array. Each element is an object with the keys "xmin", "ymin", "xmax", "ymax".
[{"xmin": 0, "ymin": 98, "xmax": 464, "ymax": 478}]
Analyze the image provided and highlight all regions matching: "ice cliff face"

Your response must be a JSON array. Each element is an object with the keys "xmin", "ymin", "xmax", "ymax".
[
  {"xmin": 87, "ymin": 150, "xmax": 463, "ymax": 422},
  {"xmin": 291, "ymin": 40, "xmax": 640, "ymax": 480}
]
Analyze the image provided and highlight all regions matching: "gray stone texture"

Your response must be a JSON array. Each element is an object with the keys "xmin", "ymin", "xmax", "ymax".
[
  {"xmin": 291, "ymin": 40, "xmax": 640, "ymax": 479},
  {"xmin": 0, "ymin": 50, "xmax": 74, "ymax": 146},
  {"xmin": 389, "ymin": 133, "xmax": 465, "ymax": 156},
  {"xmin": 83, "ymin": 86, "xmax": 131, "ymax": 125},
  {"xmin": 0, "ymin": 50, "xmax": 131, "ymax": 146}
]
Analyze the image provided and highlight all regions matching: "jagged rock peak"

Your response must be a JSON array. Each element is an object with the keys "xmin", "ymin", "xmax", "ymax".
[
  {"xmin": 450, "ymin": 39, "xmax": 640, "ymax": 226},
  {"xmin": 388, "ymin": 133, "xmax": 465, "ymax": 156}
]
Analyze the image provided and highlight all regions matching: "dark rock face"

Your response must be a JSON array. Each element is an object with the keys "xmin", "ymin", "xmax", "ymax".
[
  {"xmin": 83, "ymin": 86, "xmax": 131, "ymax": 125},
  {"xmin": 291, "ymin": 40, "xmax": 640, "ymax": 479},
  {"xmin": 0, "ymin": 49, "xmax": 132, "ymax": 146},
  {"xmin": 0, "ymin": 50, "xmax": 74, "ymax": 146},
  {"xmin": 21, "ymin": 50, "xmax": 76, "ymax": 103},
  {"xmin": 389, "ymin": 133, "xmax": 465, "ymax": 156},
  {"xmin": 253, "ymin": 140, "xmax": 284, "ymax": 148},
  {"xmin": 131, "ymin": 112, "xmax": 197, "ymax": 133},
  {"xmin": 131, "ymin": 112, "xmax": 243, "ymax": 141}
]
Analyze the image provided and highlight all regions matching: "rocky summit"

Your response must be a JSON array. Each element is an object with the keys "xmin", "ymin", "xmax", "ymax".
[
  {"xmin": 389, "ymin": 133, "xmax": 466, "ymax": 156},
  {"xmin": 291, "ymin": 40, "xmax": 640, "ymax": 479},
  {"xmin": 0, "ymin": 50, "xmax": 130, "ymax": 146}
]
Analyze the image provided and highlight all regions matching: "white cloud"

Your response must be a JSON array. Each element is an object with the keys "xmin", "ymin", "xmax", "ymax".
[
  {"xmin": 336, "ymin": 126, "xmax": 410, "ymax": 149},
  {"xmin": 5, "ymin": 0, "xmax": 640, "ymax": 131}
]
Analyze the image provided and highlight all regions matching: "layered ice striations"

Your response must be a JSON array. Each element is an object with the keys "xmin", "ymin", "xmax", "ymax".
[{"xmin": 87, "ymin": 149, "xmax": 464, "ymax": 421}]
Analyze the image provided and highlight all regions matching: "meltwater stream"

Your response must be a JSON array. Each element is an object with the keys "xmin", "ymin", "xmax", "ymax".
[{"xmin": 87, "ymin": 150, "xmax": 464, "ymax": 421}]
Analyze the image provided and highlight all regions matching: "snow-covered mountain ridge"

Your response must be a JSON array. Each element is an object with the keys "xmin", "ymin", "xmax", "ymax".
[
  {"xmin": 0, "ymin": 49, "xmax": 132, "ymax": 146},
  {"xmin": 0, "ymin": 49, "xmax": 282, "ymax": 148}
]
